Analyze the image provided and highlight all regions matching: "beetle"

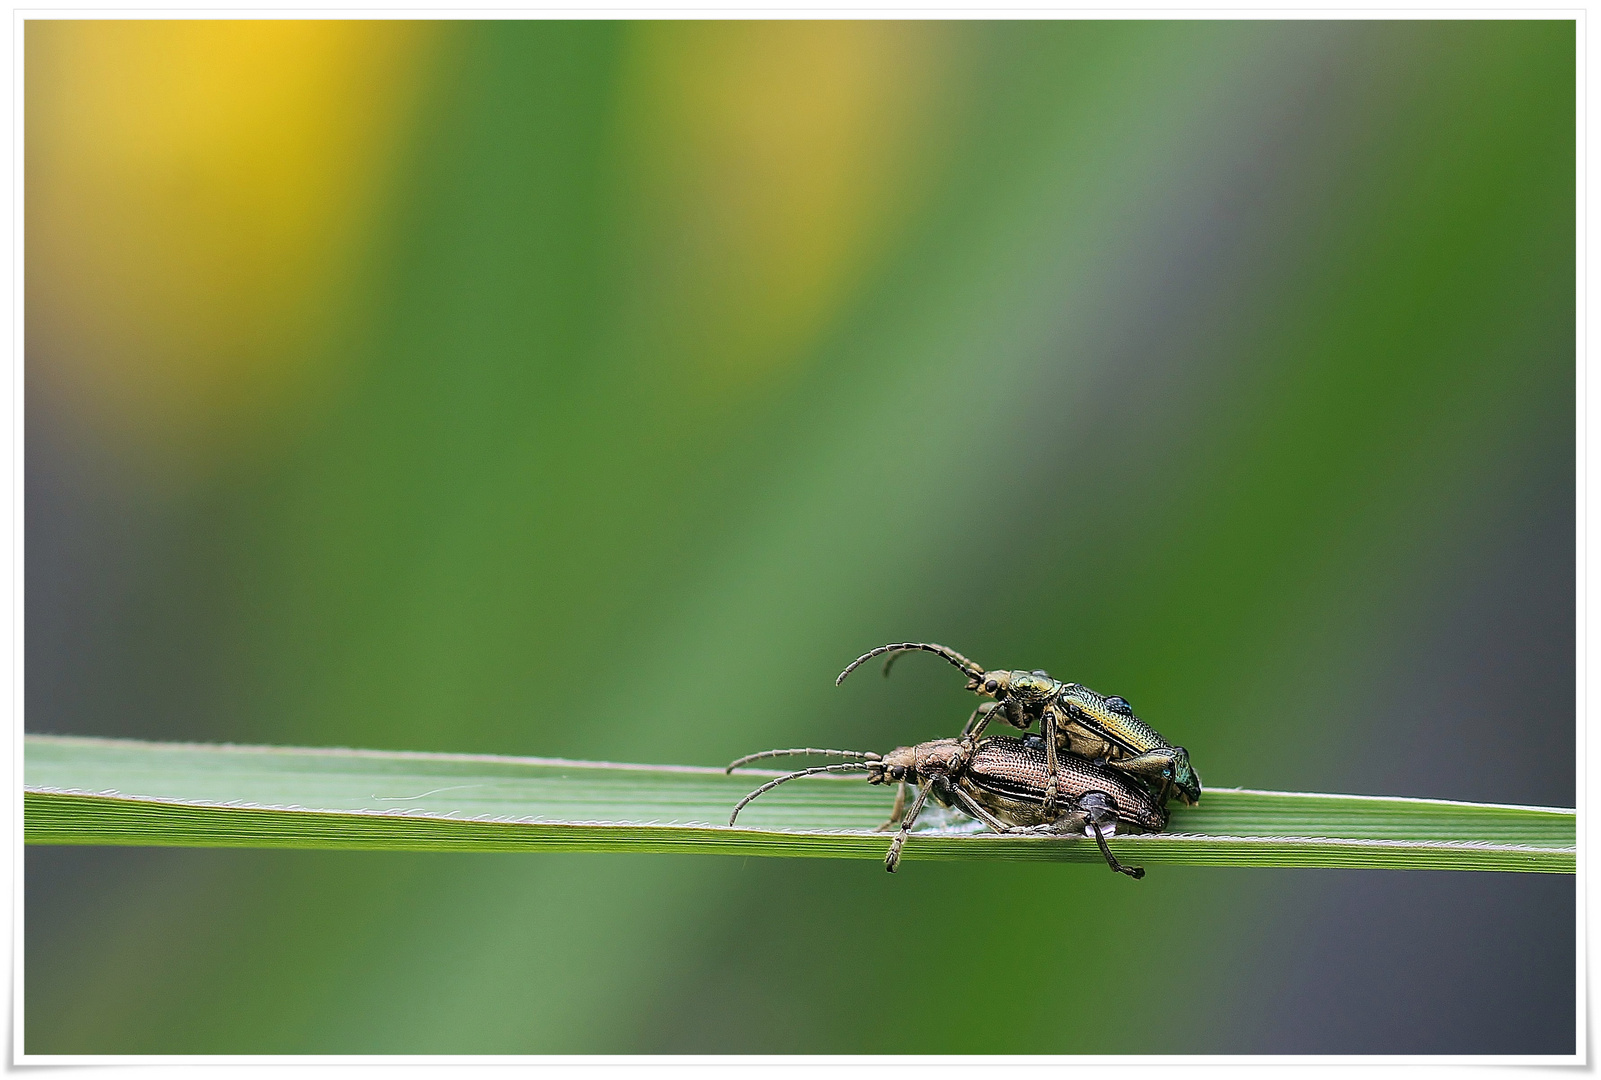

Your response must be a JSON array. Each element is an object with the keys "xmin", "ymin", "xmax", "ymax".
[
  {"xmin": 836, "ymin": 641, "xmax": 1201, "ymax": 808},
  {"xmin": 725, "ymin": 734, "xmax": 1166, "ymax": 877}
]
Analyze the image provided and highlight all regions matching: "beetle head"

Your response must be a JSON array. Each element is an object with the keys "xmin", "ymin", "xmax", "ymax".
[
  {"xmin": 976, "ymin": 670, "xmax": 1009, "ymax": 697},
  {"xmin": 868, "ymin": 744, "xmax": 918, "ymax": 785},
  {"xmin": 868, "ymin": 739, "xmax": 967, "ymax": 785}
]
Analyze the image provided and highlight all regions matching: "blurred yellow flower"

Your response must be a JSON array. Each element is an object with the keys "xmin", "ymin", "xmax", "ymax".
[{"xmin": 27, "ymin": 20, "xmax": 432, "ymax": 475}]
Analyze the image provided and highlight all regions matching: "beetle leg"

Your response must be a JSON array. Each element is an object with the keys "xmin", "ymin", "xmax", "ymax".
[
  {"xmin": 874, "ymin": 781, "xmax": 908, "ymax": 832},
  {"xmin": 949, "ymin": 783, "xmax": 1015, "ymax": 834},
  {"xmin": 959, "ymin": 702, "xmax": 998, "ymax": 745},
  {"xmin": 884, "ymin": 782, "xmax": 933, "ymax": 873},
  {"xmin": 1107, "ymin": 748, "xmax": 1178, "ymax": 784},
  {"xmin": 1079, "ymin": 792, "xmax": 1144, "ymax": 879},
  {"xmin": 1104, "ymin": 748, "xmax": 1180, "ymax": 802},
  {"xmin": 1040, "ymin": 706, "xmax": 1062, "ymax": 818}
]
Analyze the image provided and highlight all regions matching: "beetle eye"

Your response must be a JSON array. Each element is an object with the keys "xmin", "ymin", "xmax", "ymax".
[
  {"xmin": 983, "ymin": 680, "xmax": 999, "ymax": 694},
  {"xmin": 1105, "ymin": 696, "xmax": 1133, "ymax": 716}
]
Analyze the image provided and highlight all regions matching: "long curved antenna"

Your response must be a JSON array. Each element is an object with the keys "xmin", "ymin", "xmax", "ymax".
[
  {"xmin": 835, "ymin": 642, "xmax": 985, "ymax": 686},
  {"xmin": 725, "ymin": 748, "xmax": 881, "ymax": 774},
  {"xmin": 728, "ymin": 764, "xmax": 872, "ymax": 826}
]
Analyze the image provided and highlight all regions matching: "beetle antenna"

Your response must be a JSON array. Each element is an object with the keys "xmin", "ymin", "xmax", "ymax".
[
  {"xmin": 728, "ymin": 764, "xmax": 872, "ymax": 825},
  {"xmin": 836, "ymin": 642, "xmax": 986, "ymax": 686},
  {"xmin": 726, "ymin": 748, "xmax": 882, "ymax": 773}
]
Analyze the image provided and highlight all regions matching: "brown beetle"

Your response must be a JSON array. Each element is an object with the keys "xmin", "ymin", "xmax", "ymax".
[{"xmin": 726, "ymin": 734, "xmax": 1166, "ymax": 877}]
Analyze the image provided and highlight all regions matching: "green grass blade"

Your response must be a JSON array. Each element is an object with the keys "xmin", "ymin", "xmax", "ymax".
[{"xmin": 24, "ymin": 735, "xmax": 1574, "ymax": 872}]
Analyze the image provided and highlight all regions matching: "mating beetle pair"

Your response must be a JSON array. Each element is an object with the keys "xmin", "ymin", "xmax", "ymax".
[
  {"xmin": 726, "ymin": 642, "xmax": 1198, "ymax": 877},
  {"xmin": 837, "ymin": 642, "xmax": 1201, "ymax": 808}
]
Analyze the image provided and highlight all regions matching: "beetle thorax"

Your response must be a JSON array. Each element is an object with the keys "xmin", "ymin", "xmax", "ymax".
[
  {"xmin": 912, "ymin": 739, "xmax": 967, "ymax": 778},
  {"xmin": 1008, "ymin": 671, "xmax": 1059, "ymax": 703}
]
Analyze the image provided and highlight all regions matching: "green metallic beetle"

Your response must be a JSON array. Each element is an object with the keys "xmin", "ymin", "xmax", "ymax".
[{"xmin": 835, "ymin": 641, "xmax": 1201, "ymax": 809}]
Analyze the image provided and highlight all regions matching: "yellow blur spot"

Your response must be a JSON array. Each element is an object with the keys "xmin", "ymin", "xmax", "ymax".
[
  {"xmin": 612, "ymin": 21, "xmax": 957, "ymax": 398},
  {"xmin": 27, "ymin": 21, "xmax": 433, "ymax": 476}
]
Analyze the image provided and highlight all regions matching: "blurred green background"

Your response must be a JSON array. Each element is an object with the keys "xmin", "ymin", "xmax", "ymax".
[{"xmin": 26, "ymin": 20, "xmax": 1574, "ymax": 1054}]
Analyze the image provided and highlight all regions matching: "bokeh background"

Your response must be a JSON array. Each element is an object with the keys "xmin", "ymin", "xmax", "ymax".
[{"xmin": 26, "ymin": 20, "xmax": 1574, "ymax": 1055}]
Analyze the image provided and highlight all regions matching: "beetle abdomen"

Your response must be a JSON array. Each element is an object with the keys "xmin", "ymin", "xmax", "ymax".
[{"xmin": 967, "ymin": 736, "xmax": 1167, "ymax": 831}]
